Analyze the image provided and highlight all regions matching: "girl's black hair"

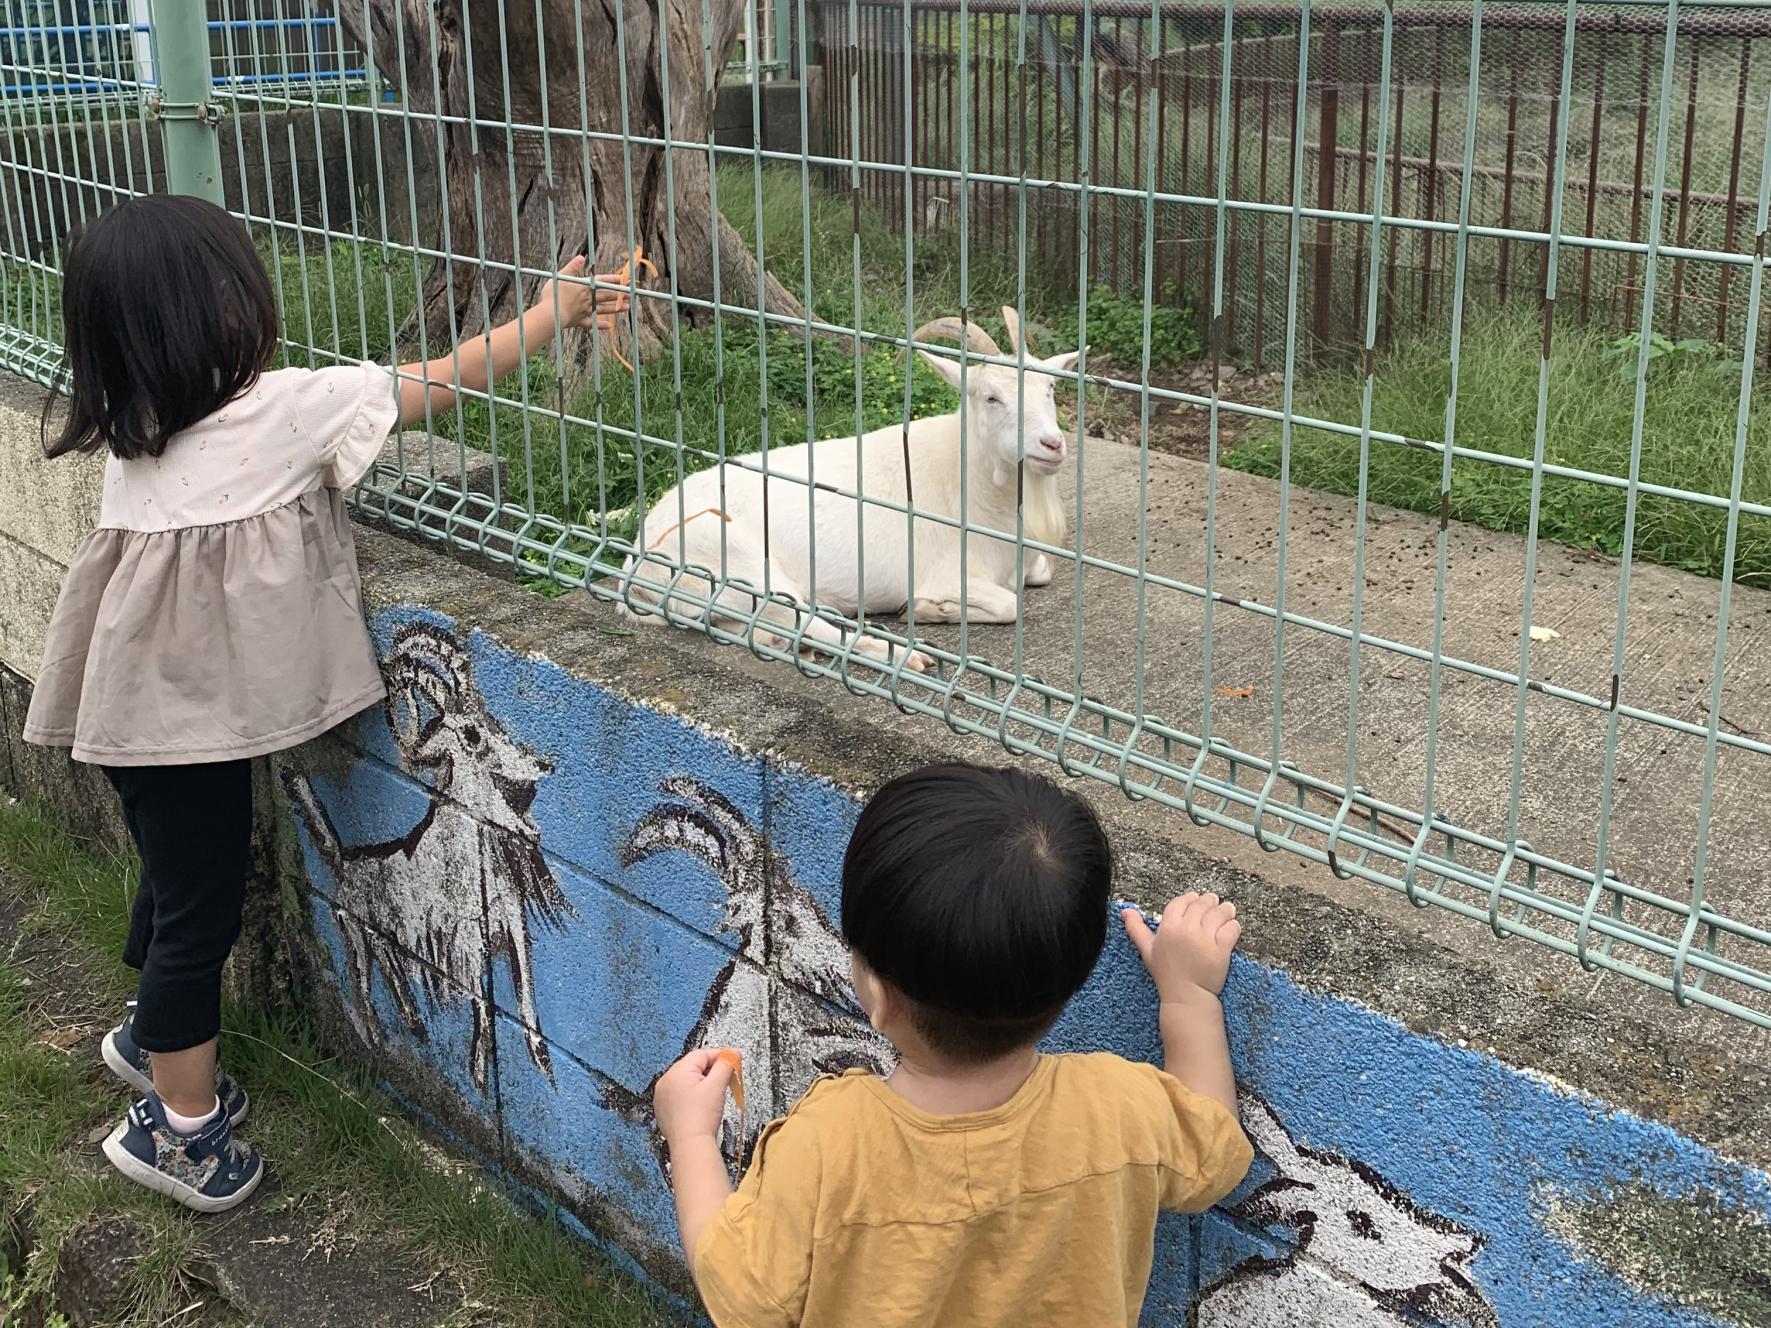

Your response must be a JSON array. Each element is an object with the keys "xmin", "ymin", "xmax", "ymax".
[
  {"xmin": 44, "ymin": 194, "xmax": 279, "ymax": 461},
  {"xmin": 841, "ymin": 763, "xmax": 1114, "ymax": 1064}
]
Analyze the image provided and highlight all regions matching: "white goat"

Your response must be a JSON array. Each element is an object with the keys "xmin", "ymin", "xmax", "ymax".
[{"xmin": 619, "ymin": 308, "xmax": 1084, "ymax": 664}]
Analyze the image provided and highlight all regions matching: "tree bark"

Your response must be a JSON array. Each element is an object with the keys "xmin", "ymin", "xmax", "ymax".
[{"xmin": 330, "ymin": 0, "xmax": 803, "ymax": 385}]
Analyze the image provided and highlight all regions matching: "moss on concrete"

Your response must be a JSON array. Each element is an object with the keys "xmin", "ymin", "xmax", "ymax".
[{"xmin": 1546, "ymin": 1183, "xmax": 1771, "ymax": 1326}]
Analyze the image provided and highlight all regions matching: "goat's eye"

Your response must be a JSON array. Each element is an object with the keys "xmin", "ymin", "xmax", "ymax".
[
  {"xmin": 985, "ymin": 395, "xmax": 1003, "ymax": 407},
  {"xmin": 1347, "ymin": 1210, "xmax": 1381, "ymax": 1240},
  {"xmin": 461, "ymin": 724, "xmax": 482, "ymax": 749}
]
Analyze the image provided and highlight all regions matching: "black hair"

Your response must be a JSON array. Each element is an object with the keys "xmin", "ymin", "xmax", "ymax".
[
  {"xmin": 44, "ymin": 194, "xmax": 279, "ymax": 461},
  {"xmin": 841, "ymin": 763, "xmax": 1114, "ymax": 1064}
]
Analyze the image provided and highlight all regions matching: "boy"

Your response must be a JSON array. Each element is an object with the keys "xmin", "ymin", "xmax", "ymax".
[{"xmin": 654, "ymin": 762, "xmax": 1252, "ymax": 1326}]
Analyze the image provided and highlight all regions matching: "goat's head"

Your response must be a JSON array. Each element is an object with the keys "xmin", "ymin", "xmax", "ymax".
[
  {"xmin": 383, "ymin": 622, "xmax": 553, "ymax": 837},
  {"xmin": 912, "ymin": 307, "xmax": 1085, "ymax": 478},
  {"xmin": 1236, "ymin": 1098, "xmax": 1498, "ymax": 1328}
]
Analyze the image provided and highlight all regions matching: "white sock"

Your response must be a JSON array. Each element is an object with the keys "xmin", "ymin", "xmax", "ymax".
[{"xmin": 163, "ymin": 1097, "xmax": 221, "ymax": 1135}]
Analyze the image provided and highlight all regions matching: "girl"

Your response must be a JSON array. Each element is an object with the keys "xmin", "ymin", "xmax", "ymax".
[{"xmin": 24, "ymin": 193, "xmax": 628, "ymax": 1212}]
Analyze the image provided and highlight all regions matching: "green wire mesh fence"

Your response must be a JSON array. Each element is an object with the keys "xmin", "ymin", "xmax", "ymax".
[{"xmin": 3, "ymin": 0, "xmax": 1770, "ymax": 1028}]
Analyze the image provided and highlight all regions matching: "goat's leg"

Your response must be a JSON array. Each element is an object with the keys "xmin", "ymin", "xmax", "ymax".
[
  {"xmin": 762, "ymin": 591, "xmax": 933, "ymax": 673},
  {"xmin": 371, "ymin": 931, "xmax": 430, "ymax": 1043},
  {"xmin": 468, "ymin": 989, "xmax": 494, "ymax": 1095},
  {"xmin": 910, "ymin": 577, "xmax": 1023, "ymax": 625},
  {"xmin": 1024, "ymin": 553, "xmax": 1055, "ymax": 588},
  {"xmin": 501, "ymin": 922, "xmax": 556, "ymax": 1081},
  {"xmin": 338, "ymin": 914, "xmax": 383, "ymax": 1045},
  {"xmin": 625, "ymin": 524, "xmax": 794, "ymax": 653}
]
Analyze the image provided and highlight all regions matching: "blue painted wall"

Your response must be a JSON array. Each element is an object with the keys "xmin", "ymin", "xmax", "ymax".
[{"xmin": 282, "ymin": 604, "xmax": 1770, "ymax": 1327}]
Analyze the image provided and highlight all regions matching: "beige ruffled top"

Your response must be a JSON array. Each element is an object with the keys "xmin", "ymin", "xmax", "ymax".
[{"xmin": 24, "ymin": 360, "xmax": 401, "ymax": 766}]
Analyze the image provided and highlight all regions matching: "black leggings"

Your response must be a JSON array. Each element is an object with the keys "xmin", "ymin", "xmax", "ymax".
[{"xmin": 103, "ymin": 761, "xmax": 253, "ymax": 1054}]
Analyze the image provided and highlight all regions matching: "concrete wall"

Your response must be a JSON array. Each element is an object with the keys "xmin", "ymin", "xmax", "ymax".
[{"xmin": 0, "ymin": 370, "xmax": 1768, "ymax": 1325}]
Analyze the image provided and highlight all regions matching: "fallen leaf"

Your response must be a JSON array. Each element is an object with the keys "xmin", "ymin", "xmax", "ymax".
[
  {"xmin": 1528, "ymin": 625, "xmax": 1561, "ymax": 643},
  {"xmin": 34, "ymin": 1024, "xmax": 91, "ymax": 1053},
  {"xmin": 1214, "ymin": 685, "xmax": 1255, "ymax": 698}
]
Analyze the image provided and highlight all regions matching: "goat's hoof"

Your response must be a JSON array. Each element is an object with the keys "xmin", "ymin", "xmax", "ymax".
[{"xmin": 529, "ymin": 1033, "xmax": 554, "ymax": 1077}]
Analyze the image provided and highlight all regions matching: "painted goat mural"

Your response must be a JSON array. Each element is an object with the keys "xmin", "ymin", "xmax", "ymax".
[
  {"xmin": 1202, "ymin": 1099, "xmax": 1498, "ymax": 1328},
  {"xmin": 606, "ymin": 774, "xmax": 894, "ymax": 1171},
  {"xmin": 285, "ymin": 621, "xmax": 573, "ymax": 1093},
  {"xmin": 281, "ymin": 606, "xmax": 1771, "ymax": 1326}
]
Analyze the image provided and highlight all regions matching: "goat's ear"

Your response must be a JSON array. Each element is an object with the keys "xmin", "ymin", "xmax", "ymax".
[
  {"xmin": 1239, "ymin": 1096, "xmax": 1306, "ymax": 1171},
  {"xmin": 1044, "ymin": 348, "xmax": 1085, "ymax": 375},
  {"xmin": 916, "ymin": 348, "xmax": 964, "ymax": 390}
]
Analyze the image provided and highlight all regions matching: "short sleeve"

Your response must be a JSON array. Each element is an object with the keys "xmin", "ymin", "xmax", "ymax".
[
  {"xmin": 692, "ymin": 1108, "xmax": 825, "ymax": 1328},
  {"xmin": 1152, "ymin": 1072, "xmax": 1255, "ymax": 1213},
  {"xmin": 293, "ymin": 361, "xmax": 402, "ymax": 491}
]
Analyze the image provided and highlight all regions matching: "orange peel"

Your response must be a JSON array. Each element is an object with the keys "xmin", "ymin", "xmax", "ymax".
[{"xmin": 594, "ymin": 246, "xmax": 659, "ymax": 371}]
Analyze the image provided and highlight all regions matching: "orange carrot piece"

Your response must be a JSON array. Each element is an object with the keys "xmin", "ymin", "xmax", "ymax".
[
  {"xmin": 715, "ymin": 1047, "xmax": 745, "ymax": 1113},
  {"xmin": 715, "ymin": 1046, "xmax": 746, "ymax": 1136}
]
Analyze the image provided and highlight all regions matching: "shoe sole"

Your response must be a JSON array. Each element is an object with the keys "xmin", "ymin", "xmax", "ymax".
[
  {"xmin": 102, "ymin": 1033, "xmax": 250, "ymax": 1127},
  {"xmin": 102, "ymin": 1122, "xmax": 263, "ymax": 1214}
]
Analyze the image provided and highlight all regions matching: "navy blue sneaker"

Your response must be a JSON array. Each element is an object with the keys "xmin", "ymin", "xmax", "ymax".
[
  {"xmin": 102, "ymin": 1014, "xmax": 249, "ymax": 1126},
  {"xmin": 102, "ymin": 1094, "xmax": 263, "ymax": 1213}
]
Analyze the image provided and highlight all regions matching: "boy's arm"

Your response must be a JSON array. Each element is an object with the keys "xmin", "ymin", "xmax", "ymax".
[
  {"xmin": 655, "ymin": 1049, "xmax": 738, "ymax": 1262},
  {"xmin": 395, "ymin": 256, "xmax": 629, "ymax": 427},
  {"xmin": 669, "ymin": 1133, "xmax": 736, "ymax": 1259},
  {"xmin": 1122, "ymin": 893, "xmax": 1241, "ymax": 1118},
  {"xmin": 1156, "ymin": 985, "xmax": 1236, "ymax": 1117}
]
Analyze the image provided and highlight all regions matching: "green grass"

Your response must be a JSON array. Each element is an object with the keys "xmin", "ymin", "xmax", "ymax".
[
  {"xmin": 0, "ymin": 799, "xmax": 677, "ymax": 1328},
  {"xmin": 1225, "ymin": 308, "xmax": 1771, "ymax": 587}
]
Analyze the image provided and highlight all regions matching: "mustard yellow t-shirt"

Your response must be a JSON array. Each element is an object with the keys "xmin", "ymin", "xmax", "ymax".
[{"xmin": 693, "ymin": 1053, "xmax": 1253, "ymax": 1327}]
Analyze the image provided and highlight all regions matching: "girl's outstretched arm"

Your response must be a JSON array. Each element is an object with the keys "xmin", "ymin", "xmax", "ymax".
[{"xmin": 395, "ymin": 256, "xmax": 630, "ymax": 426}]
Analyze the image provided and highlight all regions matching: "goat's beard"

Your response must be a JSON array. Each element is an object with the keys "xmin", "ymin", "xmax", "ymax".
[{"xmin": 488, "ymin": 832, "xmax": 573, "ymax": 927}]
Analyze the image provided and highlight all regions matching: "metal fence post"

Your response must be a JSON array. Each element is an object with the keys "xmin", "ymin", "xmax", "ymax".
[
  {"xmin": 1312, "ymin": 20, "xmax": 1340, "ymax": 350},
  {"xmin": 149, "ymin": 0, "xmax": 222, "ymax": 204}
]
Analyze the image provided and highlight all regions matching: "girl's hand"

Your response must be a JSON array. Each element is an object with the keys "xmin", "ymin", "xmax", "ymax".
[
  {"xmin": 1122, "ymin": 892, "xmax": 1240, "ymax": 1003},
  {"xmin": 654, "ymin": 1047, "xmax": 737, "ymax": 1146},
  {"xmin": 532, "ymin": 255, "xmax": 631, "ymax": 330}
]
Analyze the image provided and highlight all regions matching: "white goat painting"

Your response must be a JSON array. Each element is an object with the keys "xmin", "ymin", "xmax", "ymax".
[
  {"xmin": 620, "ymin": 309, "xmax": 1084, "ymax": 665},
  {"xmin": 601, "ymin": 776, "xmax": 893, "ymax": 1172},
  {"xmin": 284, "ymin": 621, "xmax": 574, "ymax": 1096},
  {"xmin": 1200, "ymin": 1097, "xmax": 1499, "ymax": 1328}
]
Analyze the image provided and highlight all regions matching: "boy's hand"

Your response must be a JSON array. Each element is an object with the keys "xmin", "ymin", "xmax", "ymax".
[
  {"xmin": 533, "ymin": 255, "xmax": 631, "ymax": 329},
  {"xmin": 1122, "ymin": 892, "xmax": 1240, "ymax": 1003},
  {"xmin": 654, "ymin": 1048, "xmax": 737, "ymax": 1146}
]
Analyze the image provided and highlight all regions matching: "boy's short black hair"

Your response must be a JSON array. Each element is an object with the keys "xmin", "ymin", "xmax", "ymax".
[
  {"xmin": 45, "ymin": 194, "xmax": 279, "ymax": 461},
  {"xmin": 841, "ymin": 763, "xmax": 1113, "ymax": 1064}
]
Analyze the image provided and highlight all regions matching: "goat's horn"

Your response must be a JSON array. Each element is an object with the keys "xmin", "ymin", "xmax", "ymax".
[
  {"xmin": 1000, "ymin": 305, "xmax": 1032, "ymax": 357},
  {"xmin": 908, "ymin": 316, "xmax": 1001, "ymax": 360},
  {"xmin": 386, "ymin": 623, "xmax": 474, "ymax": 691}
]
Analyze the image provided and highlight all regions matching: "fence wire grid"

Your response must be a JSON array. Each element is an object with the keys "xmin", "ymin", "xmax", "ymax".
[{"xmin": 3, "ymin": 0, "xmax": 1770, "ymax": 1029}]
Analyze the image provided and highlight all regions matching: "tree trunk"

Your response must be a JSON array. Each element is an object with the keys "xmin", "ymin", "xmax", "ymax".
[{"xmin": 330, "ymin": 0, "xmax": 802, "ymax": 386}]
